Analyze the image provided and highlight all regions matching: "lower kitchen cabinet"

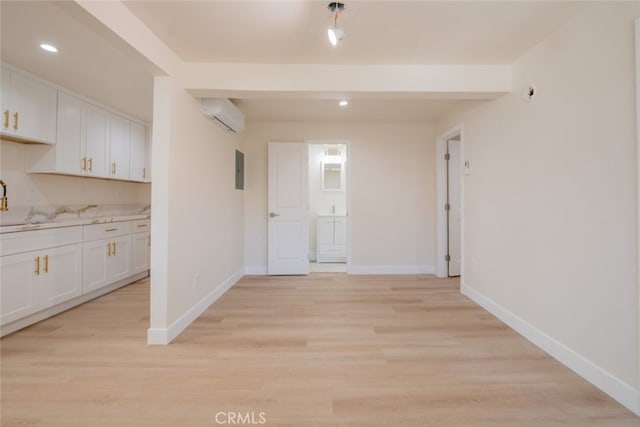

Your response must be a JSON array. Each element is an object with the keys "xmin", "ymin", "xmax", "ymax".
[
  {"xmin": 131, "ymin": 231, "xmax": 150, "ymax": 275},
  {"xmin": 83, "ymin": 224, "xmax": 132, "ymax": 294},
  {"xmin": 1, "ymin": 237, "xmax": 82, "ymax": 326},
  {"xmin": 1, "ymin": 218, "xmax": 149, "ymax": 335}
]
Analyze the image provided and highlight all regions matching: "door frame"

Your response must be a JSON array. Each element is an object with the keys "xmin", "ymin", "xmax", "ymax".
[
  {"xmin": 634, "ymin": 17, "xmax": 639, "ymax": 391},
  {"xmin": 435, "ymin": 123, "xmax": 464, "ymax": 278},
  {"xmin": 305, "ymin": 139, "xmax": 352, "ymax": 273}
]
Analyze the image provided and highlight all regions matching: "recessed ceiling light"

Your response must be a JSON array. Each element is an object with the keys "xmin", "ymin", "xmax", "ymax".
[
  {"xmin": 339, "ymin": 100, "xmax": 349, "ymax": 107},
  {"xmin": 39, "ymin": 43, "xmax": 58, "ymax": 53}
]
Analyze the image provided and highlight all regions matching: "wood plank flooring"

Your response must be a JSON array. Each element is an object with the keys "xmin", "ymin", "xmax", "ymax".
[{"xmin": 1, "ymin": 274, "xmax": 638, "ymax": 426}]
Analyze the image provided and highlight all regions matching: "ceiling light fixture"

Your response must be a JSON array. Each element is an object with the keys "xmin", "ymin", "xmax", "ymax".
[
  {"xmin": 39, "ymin": 43, "xmax": 58, "ymax": 53},
  {"xmin": 339, "ymin": 100, "xmax": 348, "ymax": 107},
  {"xmin": 327, "ymin": 2, "xmax": 345, "ymax": 47}
]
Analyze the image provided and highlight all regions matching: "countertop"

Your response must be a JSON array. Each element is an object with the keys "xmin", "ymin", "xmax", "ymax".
[{"xmin": 0, "ymin": 214, "xmax": 150, "ymax": 234}]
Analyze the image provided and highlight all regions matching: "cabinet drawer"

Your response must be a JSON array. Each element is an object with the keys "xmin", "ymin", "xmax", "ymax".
[
  {"xmin": 318, "ymin": 245, "xmax": 346, "ymax": 255},
  {"xmin": 83, "ymin": 221, "xmax": 131, "ymax": 242},
  {"xmin": 0, "ymin": 226, "xmax": 82, "ymax": 257},
  {"xmin": 130, "ymin": 219, "xmax": 150, "ymax": 233}
]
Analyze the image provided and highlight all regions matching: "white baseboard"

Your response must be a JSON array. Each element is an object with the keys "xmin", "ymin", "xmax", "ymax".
[
  {"xmin": 147, "ymin": 269, "xmax": 244, "ymax": 345},
  {"xmin": 461, "ymin": 280, "xmax": 640, "ymax": 416},
  {"xmin": 349, "ymin": 265, "xmax": 434, "ymax": 275},
  {"xmin": 244, "ymin": 265, "xmax": 267, "ymax": 275}
]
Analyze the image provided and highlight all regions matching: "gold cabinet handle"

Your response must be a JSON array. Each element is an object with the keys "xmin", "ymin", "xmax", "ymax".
[
  {"xmin": 107, "ymin": 242, "xmax": 112, "ymax": 256},
  {"xmin": 35, "ymin": 256, "xmax": 40, "ymax": 275},
  {"xmin": 148, "ymin": 235, "xmax": 151, "ymax": 247},
  {"xmin": 112, "ymin": 242, "xmax": 116, "ymax": 256},
  {"xmin": 137, "ymin": 224, "xmax": 147, "ymax": 228},
  {"xmin": 112, "ymin": 162, "xmax": 116, "ymax": 175},
  {"xmin": 13, "ymin": 112, "xmax": 18, "ymax": 130},
  {"xmin": 142, "ymin": 168, "xmax": 146, "ymax": 179},
  {"xmin": 3, "ymin": 109, "xmax": 9, "ymax": 129},
  {"xmin": 82, "ymin": 157, "xmax": 87, "ymax": 171},
  {"xmin": 43, "ymin": 255, "xmax": 49, "ymax": 273},
  {"xmin": 105, "ymin": 228, "xmax": 118, "ymax": 232},
  {"xmin": 88, "ymin": 158, "xmax": 93, "ymax": 172}
]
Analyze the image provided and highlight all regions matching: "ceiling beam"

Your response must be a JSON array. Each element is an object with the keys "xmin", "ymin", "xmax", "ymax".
[{"xmin": 182, "ymin": 63, "xmax": 512, "ymax": 100}]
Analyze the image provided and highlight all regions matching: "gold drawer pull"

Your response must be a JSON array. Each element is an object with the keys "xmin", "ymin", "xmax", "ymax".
[
  {"xmin": 35, "ymin": 256, "xmax": 40, "ymax": 275},
  {"xmin": 107, "ymin": 242, "xmax": 112, "ymax": 256},
  {"xmin": 137, "ymin": 224, "xmax": 147, "ymax": 228},
  {"xmin": 43, "ymin": 255, "xmax": 49, "ymax": 273},
  {"xmin": 3, "ymin": 110, "xmax": 9, "ymax": 128},
  {"xmin": 105, "ymin": 228, "xmax": 118, "ymax": 232},
  {"xmin": 88, "ymin": 158, "xmax": 93, "ymax": 172},
  {"xmin": 82, "ymin": 157, "xmax": 87, "ymax": 171},
  {"xmin": 13, "ymin": 112, "xmax": 18, "ymax": 130},
  {"xmin": 112, "ymin": 242, "xmax": 116, "ymax": 256}
]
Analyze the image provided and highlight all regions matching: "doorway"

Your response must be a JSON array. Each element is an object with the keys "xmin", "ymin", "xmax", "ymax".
[
  {"xmin": 436, "ymin": 125, "xmax": 463, "ymax": 278},
  {"xmin": 308, "ymin": 142, "xmax": 348, "ymax": 273}
]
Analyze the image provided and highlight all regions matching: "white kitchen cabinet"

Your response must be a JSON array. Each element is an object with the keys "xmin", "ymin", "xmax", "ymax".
[
  {"xmin": 83, "ymin": 222, "xmax": 132, "ymax": 294},
  {"xmin": 129, "ymin": 121, "xmax": 148, "ymax": 182},
  {"xmin": 316, "ymin": 215, "xmax": 347, "ymax": 263},
  {"xmin": 27, "ymin": 91, "xmax": 109, "ymax": 178},
  {"xmin": 1, "ymin": 251, "xmax": 39, "ymax": 325},
  {"xmin": 40, "ymin": 243, "xmax": 83, "ymax": 308},
  {"xmin": 131, "ymin": 220, "xmax": 150, "ymax": 275},
  {"xmin": 1, "ymin": 65, "xmax": 57, "ymax": 144},
  {"xmin": 109, "ymin": 113, "xmax": 130, "ymax": 180},
  {"xmin": 1, "ymin": 227, "xmax": 83, "ymax": 326}
]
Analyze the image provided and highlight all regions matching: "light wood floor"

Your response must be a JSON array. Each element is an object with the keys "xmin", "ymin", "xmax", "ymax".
[{"xmin": 1, "ymin": 274, "xmax": 637, "ymax": 426}]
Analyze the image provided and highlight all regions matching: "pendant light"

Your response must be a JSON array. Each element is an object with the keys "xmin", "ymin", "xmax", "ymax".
[{"xmin": 327, "ymin": 2, "xmax": 345, "ymax": 46}]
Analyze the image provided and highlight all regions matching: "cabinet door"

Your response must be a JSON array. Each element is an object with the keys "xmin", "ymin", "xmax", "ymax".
[
  {"xmin": 83, "ymin": 239, "xmax": 109, "ymax": 294},
  {"xmin": 129, "ymin": 121, "xmax": 146, "ymax": 182},
  {"xmin": 1, "ymin": 67, "xmax": 10, "ymax": 134},
  {"xmin": 42, "ymin": 244, "xmax": 83, "ymax": 308},
  {"xmin": 109, "ymin": 114, "xmax": 130, "ymax": 180},
  {"xmin": 85, "ymin": 104, "xmax": 109, "ymax": 178},
  {"xmin": 334, "ymin": 217, "xmax": 347, "ymax": 245},
  {"xmin": 6, "ymin": 70, "xmax": 57, "ymax": 144},
  {"xmin": 56, "ymin": 92, "xmax": 84, "ymax": 174},
  {"xmin": 317, "ymin": 218, "xmax": 335, "ymax": 245},
  {"xmin": 108, "ymin": 235, "xmax": 131, "ymax": 283},
  {"xmin": 1, "ymin": 251, "xmax": 39, "ymax": 325},
  {"xmin": 131, "ymin": 232, "xmax": 150, "ymax": 275}
]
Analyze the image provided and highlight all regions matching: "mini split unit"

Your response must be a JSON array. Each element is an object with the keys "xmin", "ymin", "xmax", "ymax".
[{"xmin": 201, "ymin": 98, "xmax": 245, "ymax": 134}]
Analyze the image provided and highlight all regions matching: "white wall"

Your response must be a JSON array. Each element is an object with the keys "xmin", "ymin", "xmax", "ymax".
[
  {"xmin": 148, "ymin": 76, "xmax": 244, "ymax": 343},
  {"xmin": 243, "ymin": 121, "xmax": 435, "ymax": 274},
  {"xmin": 0, "ymin": 139, "xmax": 150, "ymax": 208},
  {"xmin": 436, "ymin": 2, "xmax": 640, "ymax": 413},
  {"xmin": 308, "ymin": 143, "xmax": 347, "ymax": 261}
]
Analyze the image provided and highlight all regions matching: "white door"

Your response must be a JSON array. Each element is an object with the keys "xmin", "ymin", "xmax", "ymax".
[
  {"xmin": 84, "ymin": 104, "xmax": 109, "ymax": 178},
  {"xmin": 107, "ymin": 235, "xmax": 132, "ymax": 283},
  {"xmin": 129, "ymin": 121, "xmax": 146, "ymax": 181},
  {"xmin": 83, "ymin": 239, "xmax": 109, "ymax": 293},
  {"xmin": 56, "ymin": 92, "xmax": 84, "ymax": 175},
  {"xmin": 268, "ymin": 142, "xmax": 309, "ymax": 275},
  {"xmin": 447, "ymin": 140, "xmax": 462, "ymax": 277},
  {"xmin": 131, "ymin": 232, "xmax": 150, "ymax": 275}
]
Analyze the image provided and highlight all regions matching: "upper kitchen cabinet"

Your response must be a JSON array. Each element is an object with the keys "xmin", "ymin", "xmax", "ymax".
[
  {"xmin": 129, "ymin": 121, "xmax": 148, "ymax": 182},
  {"xmin": 109, "ymin": 113, "xmax": 131, "ymax": 180},
  {"xmin": 28, "ymin": 91, "xmax": 109, "ymax": 178},
  {"xmin": 1, "ymin": 65, "xmax": 57, "ymax": 144}
]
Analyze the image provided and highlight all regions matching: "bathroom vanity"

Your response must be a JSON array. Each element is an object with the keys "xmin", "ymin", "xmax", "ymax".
[{"xmin": 316, "ymin": 214, "xmax": 347, "ymax": 263}]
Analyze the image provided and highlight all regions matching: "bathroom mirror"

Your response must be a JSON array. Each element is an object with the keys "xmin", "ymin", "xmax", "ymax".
[{"xmin": 322, "ymin": 161, "xmax": 343, "ymax": 191}]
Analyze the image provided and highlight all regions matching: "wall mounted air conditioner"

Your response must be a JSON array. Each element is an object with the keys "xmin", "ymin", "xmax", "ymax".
[{"xmin": 202, "ymin": 98, "xmax": 245, "ymax": 134}]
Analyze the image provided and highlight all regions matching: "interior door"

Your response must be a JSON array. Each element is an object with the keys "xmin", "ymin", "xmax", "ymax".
[
  {"xmin": 268, "ymin": 142, "xmax": 309, "ymax": 275},
  {"xmin": 447, "ymin": 139, "xmax": 462, "ymax": 277}
]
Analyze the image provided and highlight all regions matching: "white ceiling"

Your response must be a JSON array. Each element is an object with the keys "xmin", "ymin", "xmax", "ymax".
[
  {"xmin": 1, "ymin": 1, "xmax": 587, "ymax": 123},
  {"xmin": 122, "ymin": 1, "xmax": 585, "ymax": 65}
]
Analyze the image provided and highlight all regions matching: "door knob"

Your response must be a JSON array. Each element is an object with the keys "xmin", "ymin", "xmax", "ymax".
[{"xmin": 269, "ymin": 212, "xmax": 279, "ymax": 218}]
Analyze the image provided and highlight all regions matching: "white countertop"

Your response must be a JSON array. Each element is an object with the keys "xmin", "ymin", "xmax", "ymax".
[{"xmin": 0, "ymin": 214, "xmax": 150, "ymax": 234}]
